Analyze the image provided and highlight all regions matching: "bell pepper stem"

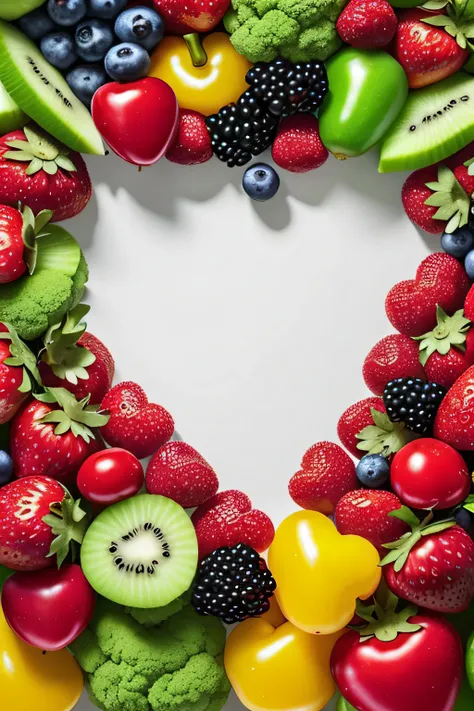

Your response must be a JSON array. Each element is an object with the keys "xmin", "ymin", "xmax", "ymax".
[{"xmin": 184, "ymin": 33, "xmax": 207, "ymax": 67}]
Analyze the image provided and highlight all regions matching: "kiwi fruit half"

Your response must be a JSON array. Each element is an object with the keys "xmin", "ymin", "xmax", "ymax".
[
  {"xmin": 379, "ymin": 73, "xmax": 474, "ymax": 173},
  {"xmin": 81, "ymin": 494, "xmax": 199, "ymax": 608},
  {"xmin": 0, "ymin": 0, "xmax": 45, "ymax": 21},
  {"xmin": 0, "ymin": 22, "xmax": 103, "ymax": 155},
  {"xmin": 0, "ymin": 81, "xmax": 27, "ymax": 135},
  {"xmin": 36, "ymin": 225, "xmax": 82, "ymax": 277}
]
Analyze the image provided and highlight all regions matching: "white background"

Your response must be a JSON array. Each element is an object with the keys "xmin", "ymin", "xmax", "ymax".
[{"xmin": 71, "ymin": 147, "xmax": 433, "ymax": 711}]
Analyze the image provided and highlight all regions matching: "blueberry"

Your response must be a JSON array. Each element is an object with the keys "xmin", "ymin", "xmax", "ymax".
[
  {"xmin": 40, "ymin": 31, "xmax": 77, "ymax": 70},
  {"xmin": 47, "ymin": 0, "xmax": 87, "ymax": 26},
  {"xmin": 455, "ymin": 507, "xmax": 473, "ymax": 532},
  {"xmin": 242, "ymin": 163, "xmax": 280, "ymax": 202},
  {"xmin": 18, "ymin": 8, "xmax": 55, "ymax": 41},
  {"xmin": 0, "ymin": 451, "xmax": 13, "ymax": 487},
  {"xmin": 356, "ymin": 454, "xmax": 390, "ymax": 488},
  {"xmin": 465, "ymin": 249, "xmax": 474, "ymax": 280},
  {"xmin": 66, "ymin": 64, "xmax": 109, "ymax": 107},
  {"xmin": 105, "ymin": 43, "xmax": 151, "ymax": 82},
  {"xmin": 75, "ymin": 18, "xmax": 114, "ymax": 62},
  {"xmin": 115, "ymin": 6, "xmax": 164, "ymax": 51},
  {"xmin": 88, "ymin": 0, "xmax": 128, "ymax": 19},
  {"xmin": 441, "ymin": 226, "xmax": 474, "ymax": 260}
]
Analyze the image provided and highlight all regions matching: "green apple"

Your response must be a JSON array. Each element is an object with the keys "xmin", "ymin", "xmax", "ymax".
[
  {"xmin": 0, "ymin": 80, "xmax": 27, "ymax": 135},
  {"xmin": 0, "ymin": 0, "xmax": 45, "ymax": 20}
]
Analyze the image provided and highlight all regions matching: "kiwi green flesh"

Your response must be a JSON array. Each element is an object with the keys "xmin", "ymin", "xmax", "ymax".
[
  {"xmin": 0, "ymin": 22, "xmax": 104, "ymax": 155},
  {"xmin": 0, "ymin": 0, "xmax": 45, "ymax": 21},
  {"xmin": 81, "ymin": 494, "xmax": 199, "ymax": 609},
  {"xmin": 36, "ymin": 225, "xmax": 81, "ymax": 277},
  {"xmin": 379, "ymin": 73, "xmax": 474, "ymax": 173},
  {"xmin": 0, "ymin": 81, "xmax": 27, "ymax": 135}
]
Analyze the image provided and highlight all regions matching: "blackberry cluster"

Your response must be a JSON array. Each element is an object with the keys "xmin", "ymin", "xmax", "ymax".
[
  {"xmin": 383, "ymin": 377, "xmax": 446, "ymax": 434},
  {"xmin": 192, "ymin": 543, "xmax": 276, "ymax": 624}
]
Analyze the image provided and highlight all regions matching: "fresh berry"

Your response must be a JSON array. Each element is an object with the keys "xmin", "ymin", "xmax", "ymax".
[
  {"xmin": 151, "ymin": 0, "xmax": 233, "ymax": 34},
  {"xmin": 272, "ymin": 114, "xmax": 328, "ymax": 173},
  {"xmin": 166, "ymin": 109, "xmax": 212, "ymax": 165},
  {"xmin": 105, "ymin": 43, "xmax": 151, "ymax": 82},
  {"xmin": 100, "ymin": 381, "xmax": 174, "ymax": 459},
  {"xmin": 288, "ymin": 441, "xmax": 357, "ymax": 514},
  {"xmin": 335, "ymin": 489, "xmax": 409, "ymax": 553},
  {"xmin": 18, "ymin": 7, "xmax": 55, "ymax": 40},
  {"xmin": 191, "ymin": 489, "xmax": 275, "ymax": 559},
  {"xmin": 40, "ymin": 32, "xmax": 77, "ymax": 71},
  {"xmin": 192, "ymin": 543, "xmax": 276, "ymax": 624},
  {"xmin": 383, "ymin": 377, "xmax": 445, "ymax": 434},
  {"xmin": 0, "ymin": 205, "xmax": 52, "ymax": 284},
  {"xmin": 114, "ymin": 6, "xmax": 164, "ymax": 51},
  {"xmin": 0, "ymin": 451, "xmax": 13, "ymax": 486},
  {"xmin": 442, "ymin": 226, "xmax": 474, "ymax": 259},
  {"xmin": 75, "ymin": 18, "xmax": 114, "ymax": 63},
  {"xmin": 385, "ymin": 252, "xmax": 470, "ymax": 337},
  {"xmin": 0, "ymin": 329, "xmax": 32, "ymax": 425},
  {"xmin": 336, "ymin": 0, "xmax": 397, "ymax": 49},
  {"xmin": 356, "ymin": 453, "xmax": 390, "ymax": 488},
  {"xmin": 354, "ymin": 407, "xmax": 415, "ymax": 458},
  {"xmin": 434, "ymin": 364, "xmax": 474, "ymax": 450},
  {"xmin": 77, "ymin": 448, "xmax": 144, "ymax": 505},
  {"xmin": 465, "ymin": 249, "xmax": 474, "ymax": 280},
  {"xmin": 465, "ymin": 284, "xmax": 474, "ymax": 320},
  {"xmin": 66, "ymin": 65, "xmax": 109, "ymax": 109},
  {"xmin": 88, "ymin": 0, "xmax": 127, "ymax": 19},
  {"xmin": 363, "ymin": 333, "xmax": 426, "ymax": 396},
  {"xmin": 242, "ymin": 163, "xmax": 280, "ymax": 202},
  {"xmin": 337, "ymin": 397, "xmax": 385, "ymax": 458},
  {"xmin": 455, "ymin": 507, "xmax": 473, "ymax": 532},
  {"xmin": 146, "ymin": 441, "xmax": 219, "ymax": 508},
  {"xmin": 47, "ymin": 0, "xmax": 87, "ymax": 25}
]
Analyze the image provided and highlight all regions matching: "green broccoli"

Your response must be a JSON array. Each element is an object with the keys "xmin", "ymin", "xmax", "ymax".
[
  {"xmin": 70, "ymin": 597, "xmax": 231, "ymax": 711},
  {"xmin": 224, "ymin": 0, "xmax": 348, "ymax": 63}
]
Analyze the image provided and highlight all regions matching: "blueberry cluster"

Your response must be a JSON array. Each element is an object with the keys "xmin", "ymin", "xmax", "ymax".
[
  {"xmin": 18, "ymin": 0, "xmax": 164, "ymax": 107},
  {"xmin": 441, "ymin": 225, "xmax": 474, "ymax": 281}
]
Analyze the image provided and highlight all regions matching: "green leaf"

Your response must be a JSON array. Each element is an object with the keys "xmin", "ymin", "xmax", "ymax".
[
  {"xmin": 464, "ymin": 503, "xmax": 474, "ymax": 513},
  {"xmin": 3, "ymin": 150, "xmax": 34, "ymax": 162},
  {"xmin": 18, "ymin": 368, "xmax": 31, "ymax": 394},
  {"xmin": 25, "ymin": 157, "xmax": 43, "ymax": 176},
  {"xmin": 388, "ymin": 506, "xmax": 421, "ymax": 530},
  {"xmin": 42, "ymin": 160, "xmax": 58, "ymax": 176},
  {"xmin": 0, "ymin": 322, "xmax": 42, "ymax": 387},
  {"xmin": 55, "ymin": 155, "xmax": 76, "ymax": 172}
]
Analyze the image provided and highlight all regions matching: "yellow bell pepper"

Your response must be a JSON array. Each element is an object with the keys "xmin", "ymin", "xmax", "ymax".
[
  {"xmin": 225, "ymin": 597, "xmax": 341, "ymax": 711},
  {"xmin": 268, "ymin": 510, "xmax": 381, "ymax": 635},
  {"xmin": 148, "ymin": 32, "xmax": 251, "ymax": 116}
]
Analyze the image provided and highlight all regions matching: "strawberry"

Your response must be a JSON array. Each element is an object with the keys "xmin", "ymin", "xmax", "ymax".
[
  {"xmin": 271, "ymin": 115, "xmax": 328, "ymax": 173},
  {"xmin": 335, "ymin": 490, "xmax": 409, "ymax": 553},
  {"xmin": 191, "ymin": 489, "xmax": 275, "ymax": 559},
  {"xmin": 0, "ymin": 124, "xmax": 91, "ymax": 222},
  {"xmin": 363, "ymin": 334, "xmax": 426, "ymax": 396},
  {"xmin": 434, "ymin": 364, "xmax": 474, "ymax": 449},
  {"xmin": 336, "ymin": 0, "xmax": 397, "ymax": 49},
  {"xmin": 100, "ymin": 381, "xmax": 174, "ymax": 459},
  {"xmin": 288, "ymin": 441, "xmax": 357, "ymax": 514},
  {"xmin": 393, "ymin": 9, "xmax": 468, "ymax": 89},
  {"xmin": 385, "ymin": 253, "xmax": 470, "ymax": 337},
  {"xmin": 166, "ymin": 109, "xmax": 213, "ymax": 166},
  {"xmin": 0, "ymin": 205, "xmax": 53, "ymax": 284},
  {"xmin": 38, "ymin": 305, "xmax": 114, "ymax": 405},
  {"xmin": 10, "ymin": 388, "xmax": 108, "ymax": 483},
  {"xmin": 0, "ymin": 322, "xmax": 42, "ymax": 424},
  {"xmin": 454, "ymin": 163, "xmax": 474, "ymax": 195},
  {"xmin": 465, "ymin": 284, "xmax": 474, "ymax": 320},
  {"xmin": 146, "ymin": 441, "xmax": 219, "ymax": 508},
  {"xmin": 337, "ymin": 397, "xmax": 385, "ymax": 458}
]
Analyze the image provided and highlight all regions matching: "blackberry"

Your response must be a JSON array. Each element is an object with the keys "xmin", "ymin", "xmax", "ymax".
[
  {"xmin": 383, "ymin": 377, "xmax": 446, "ymax": 434},
  {"xmin": 246, "ymin": 58, "xmax": 328, "ymax": 118},
  {"xmin": 206, "ymin": 90, "xmax": 278, "ymax": 168},
  {"xmin": 192, "ymin": 543, "xmax": 276, "ymax": 624}
]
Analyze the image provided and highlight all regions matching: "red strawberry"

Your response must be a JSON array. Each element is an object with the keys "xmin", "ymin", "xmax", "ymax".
[
  {"xmin": 337, "ymin": 397, "xmax": 385, "ymax": 458},
  {"xmin": 146, "ymin": 441, "xmax": 219, "ymax": 508},
  {"xmin": 191, "ymin": 489, "xmax": 275, "ymax": 559},
  {"xmin": 152, "ymin": 0, "xmax": 230, "ymax": 34},
  {"xmin": 271, "ymin": 115, "xmax": 328, "ymax": 173},
  {"xmin": 335, "ymin": 490, "xmax": 409, "ymax": 553},
  {"xmin": 393, "ymin": 9, "xmax": 468, "ymax": 89},
  {"xmin": 466, "ymin": 284, "xmax": 474, "ymax": 321},
  {"xmin": 0, "ymin": 124, "xmax": 91, "ymax": 222},
  {"xmin": 100, "ymin": 381, "xmax": 174, "ymax": 459},
  {"xmin": 363, "ymin": 334, "xmax": 426, "ymax": 396},
  {"xmin": 0, "ymin": 204, "xmax": 53, "ymax": 284},
  {"xmin": 0, "ymin": 322, "xmax": 43, "ymax": 424},
  {"xmin": 454, "ymin": 163, "xmax": 474, "ymax": 195},
  {"xmin": 434, "ymin": 364, "xmax": 474, "ymax": 449},
  {"xmin": 385, "ymin": 253, "xmax": 470, "ymax": 337},
  {"xmin": 288, "ymin": 441, "xmax": 357, "ymax": 514},
  {"xmin": 402, "ymin": 166, "xmax": 446, "ymax": 234},
  {"xmin": 166, "ymin": 109, "xmax": 212, "ymax": 166},
  {"xmin": 336, "ymin": 0, "xmax": 397, "ymax": 49}
]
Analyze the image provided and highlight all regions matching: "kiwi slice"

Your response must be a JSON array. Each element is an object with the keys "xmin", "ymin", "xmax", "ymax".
[
  {"xmin": 81, "ymin": 495, "xmax": 199, "ymax": 608},
  {"xmin": 0, "ymin": 0, "xmax": 45, "ymax": 21},
  {"xmin": 36, "ymin": 225, "xmax": 81, "ymax": 277},
  {"xmin": 0, "ymin": 81, "xmax": 27, "ymax": 135},
  {"xmin": 0, "ymin": 22, "xmax": 104, "ymax": 155},
  {"xmin": 379, "ymin": 73, "xmax": 474, "ymax": 173}
]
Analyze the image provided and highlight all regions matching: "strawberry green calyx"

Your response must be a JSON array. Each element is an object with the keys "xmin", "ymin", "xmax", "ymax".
[
  {"xmin": 42, "ymin": 487, "xmax": 89, "ymax": 568},
  {"xmin": 20, "ymin": 204, "xmax": 53, "ymax": 275},
  {"xmin": 35, "ymin": 387, "xmax": 109, "ymax": 442},
  {"xmin": 353, "ymin": 592, "xmax": 421, "ymax": 643},
  {"xmin": 421, "ymin": 0, "xmax": 474, "ymax": 49},
  {"xmin": 414, "ymin": 305, "xmax": 471, "ymax": 367},
  {"xmin": 423, "ymin": 165, "xmax": 470, "ymax": 234},
  {"xmin": 3, "ymin": 124, "xmax": 77, "ymax": 176},
  {"xmin": 0, "ymin": 322, "xmax": 42, "ymax": 393},
  {"xmin": 462, "ymin": 493, "xmax": 474, "ymax": 512},
  {"xmin": 41, "ymin": 304, "xmax": 96, "ymax": 384},
  {"xmin": 356, "ymin": 408, "xmax": 417, "ymax": 456}
]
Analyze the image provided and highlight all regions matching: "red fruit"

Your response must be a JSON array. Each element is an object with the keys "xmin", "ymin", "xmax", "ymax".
[
  {"xmin": 166, "ymin": 109, "xmax": 212, "ymax": 165},
  {"xmin": 77, "ymin": 448, "xmax": 144, "ymax": 505},
  {"xmin": 418, "ymin": 308, "xmax": 474, "ymax": 389},
  {"xmin": 271, "ymin": 115, "xmax": 328, "ymax": 173},
  {"xmin": 363, "ymin": 334, "xmax": 426, "ymax": 395},
  {"xmin": 0, "ymin": 339, "xmax": 28, "ymax": 425},
  {"xmin": 92, "ymin": 78, "xmax": 179, "ymax": 166},
  {"xmin": 0, "ymin": 205, "xmax": 25, "ymax": 283},
  {"xmin": 146, "ymin": 441, "xmax": 218, "ymax": 508},
  {"xmin": 335, "ymin": 489, "xmax": 409, "ymax": 553},
  {"xmin": 100, "ymin": 381, "xmax": 174, "ymax": 459},
  {"xmin": 402, "ymin": 165, "xmax": 447, "ymax": 234},
  {"xmin": 2, "ymin": 563, "xmax": 95, "ymax": 651},
  {"xmin": 465, "ymin": 284, "xmax": 474, "ymax": 321},
  {"xmin": 191, "ymin": 489, "xmax": 275, "ymax": 559},
  {"xmin": 454, "ymin": 163, "xmax": 474, "ymax": 195},
  {"xmin": 393, "ymin": 9, "xmax": 468, "ymax": 89},
  {"xmin": 288, "ymin": 441, "xmax": 357, "ymax": 514},
  {"xmin": 434, "ymin": 364, "xmax": 474, "ymax": 449},
  {"xmin": 152, "ymin": 0, "xmax": 230, "ymax": 34},
  {"xmin": 385, "ymin": 253, "xmax": 470, "ymax": 337},
  {"xmin": 391, "ymin": 439, "xmax": 470, "ymax": 510},
  {"xmin": 336, "ymin": 0, "xmax": 397, "ymax": 49},
  {"xmin": 0, "ymin": 125, "xmax": 91, "ymax": 222},
  {"xmin": 337, "ymin": 397, "xmax": 385, "ymax": 458}
]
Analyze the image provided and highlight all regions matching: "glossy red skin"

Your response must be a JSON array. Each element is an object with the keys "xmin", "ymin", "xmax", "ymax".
[
  {"xmin": 424, "ymin": 328, "xmax": 474, "ymax": 389},
  {"xmin": 391, "ymin": 438, "xmax": 470, "ymax": 509},
  {"xmin": 337, "ymin": 397, "xmax": 385, "ymax": 458},
  {"xmin": 77, "ymin": 447, "xmax": 144, "ymax": 505},
  {"xmin": 1, "ymin": 563, "xmax": 95, "ymax": 651},
  {"xmin": 0, "ymin": 206, "xmax": 25, "ymax": 283},
  {"xmin": 0, "ymin": 339, "xmax": 28, "ymax": 424},
  {"xmin": 434, "ymin": 365, "xmax": 474, "ymax": 450},
  {"xmin": 152, "ymin": 0, "xmax": 230, "ymax": 34},
  {"xmin": 92, "ymin": 78, "xmax": 179, "ymax": 167},
  {"xmin": 332, "ymin": 615, "xmax": 463, "ymax": 711},
  {"xmin": 362, "ymin": 334, "xmax": 426, "ymax": 396}
]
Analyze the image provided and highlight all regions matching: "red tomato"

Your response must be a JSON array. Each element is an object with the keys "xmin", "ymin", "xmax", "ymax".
[
  {"xmin": 77, "ymin": 448, "xmax": 144, "ymax": 505},
  {"xmin": 390, "ymin": 438, "xmax": 470, "ymax": 509}
]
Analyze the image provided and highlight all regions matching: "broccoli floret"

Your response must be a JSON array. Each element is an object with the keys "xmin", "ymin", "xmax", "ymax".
[{"xmin": 70, "ymin": 597, "xmax": 230, "ymax": 711}]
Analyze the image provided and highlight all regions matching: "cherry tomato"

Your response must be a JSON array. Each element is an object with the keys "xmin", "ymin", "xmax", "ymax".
[
  {"xmin": 77, "ymin": 448, "xmax": 144, "ymax": 505},
  {"xmin": 391, "ymin": 438, "xmax": 470, "ymax": 510}
]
